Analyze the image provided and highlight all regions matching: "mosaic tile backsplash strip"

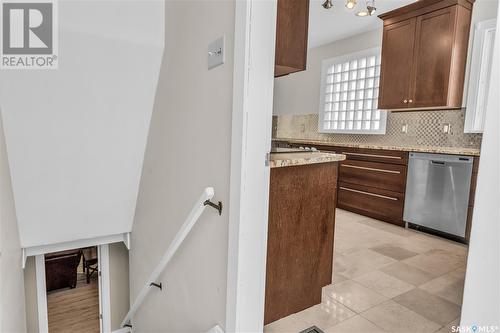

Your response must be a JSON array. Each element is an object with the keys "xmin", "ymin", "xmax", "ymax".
[{"xmin": 273, "ymin": 109, "xmax": 482, "ymax": 150}]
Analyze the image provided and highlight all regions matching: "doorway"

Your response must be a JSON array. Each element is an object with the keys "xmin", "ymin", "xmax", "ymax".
[
  {"xmin": 45, "ymin": 246, "xmax": 100, "ymax": 333},
  {"xmin": 226, "ymin": 0, "xmax": 499, "ymax": 330},
  {"xmin": 34, "ymin": 244, "xmax": 112, "ymax": 333},
  {"xmin": 230, "ymin": 0, "xmax": 500, "ymax": 332}
]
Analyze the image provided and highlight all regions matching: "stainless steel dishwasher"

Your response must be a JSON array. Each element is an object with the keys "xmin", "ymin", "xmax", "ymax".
[{"xmin": 404, "ymin": 152, "xmax": 473, "ymax": 239}]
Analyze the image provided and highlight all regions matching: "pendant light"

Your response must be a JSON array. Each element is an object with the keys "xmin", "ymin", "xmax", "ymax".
[
  {"xmin": 367, "ymin": 4, "xmax": 377, "ymax": 15},
  {"xmin": 322, "ymin": 0, "xmax": 333, "ymax": 9},
  {"xmin": 345, "ymin": 0, "xmax": 357, "ymax": 10},
  {"xmin": 322, "ymin": 0, "xmax": 375, "ymax": 16},
  {"xmin": 356, "ymin": 0, "xmax": 376, "ymax": 16}
]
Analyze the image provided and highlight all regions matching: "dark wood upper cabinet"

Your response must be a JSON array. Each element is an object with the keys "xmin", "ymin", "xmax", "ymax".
[
  {"xmin": 275, "ymin": 0, "xmax": 310, "ymax": 77},
  {"xmin": 378, "ymin": 0, "xmax": 474, "ymax": 110},
  {"xmin": 378, "ymin": 19, "xmax": 417, "ymax": 109}
]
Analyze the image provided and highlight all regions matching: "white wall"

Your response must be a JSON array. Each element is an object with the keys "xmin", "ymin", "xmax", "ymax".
[
  {"xmin": 462, "ymin": 0, "xmax": 500, "ymax": 103},
  {"xmin": 273, "ymin": 28, "xmax": 382, "ymax": 116},
  {"xmin": 225, "ymin": 1, "xmax": 277, "ymax": 331},
  {"xmin": 460, "ymin": 3, "xmax": 500, "ymax": 328},
  {"xmin": 109, "ymin": 243, "xmax": 130, "ymax": 331},
  {"xmin": 23, "ymin": 257, "xmax": 39, "ymax": 333},
  {"xmin": 0, "ymin": 1, "xmax": 164, "ymax": 248},
  {"xmin": 274, "ymin": 0, "xmax": 498, "ymax": 116},
  {"xmin": 0, "ymin": 116, "xmax": 27, "ymax": 333},
  {"xmin": 128, "ymin": 1, "xmax": 234, "ymax": 331}
]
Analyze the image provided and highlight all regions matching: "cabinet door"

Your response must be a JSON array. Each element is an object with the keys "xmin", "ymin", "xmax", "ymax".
[
  {"xmin": 410, "ymin": 7, "xmax": 457, "ymax": 108},
  {"xmin": 378, "ymin": 18, "xmax": 416, "ymax": 109},
  {"xmin": 275, "ymin": 0, "xmax": 310, "ymax": 77}
]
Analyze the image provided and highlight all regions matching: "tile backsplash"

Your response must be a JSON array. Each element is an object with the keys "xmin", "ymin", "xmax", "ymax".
[{"xmin": 273, "ymin": 109, "xmax": 482, "ymax": 150}]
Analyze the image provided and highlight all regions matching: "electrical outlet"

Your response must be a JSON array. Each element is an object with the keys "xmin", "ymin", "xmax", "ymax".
[
  {"xmin": 443, "ymin": 123, "xmax": 451, "ymax": 134},
  {"xmin": 401, "ymin": 123, "xmax": 408, "ymax": 133}
]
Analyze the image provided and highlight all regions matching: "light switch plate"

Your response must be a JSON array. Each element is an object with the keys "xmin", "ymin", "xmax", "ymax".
[{"xmin": 208, "ymin": 36, "xmax": 225, "ymax": 70}]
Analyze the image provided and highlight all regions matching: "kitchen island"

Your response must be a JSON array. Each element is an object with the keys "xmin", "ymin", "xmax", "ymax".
[{"xmin": 265, "ymin": 150, "xmax": 345, "ymax": 324}]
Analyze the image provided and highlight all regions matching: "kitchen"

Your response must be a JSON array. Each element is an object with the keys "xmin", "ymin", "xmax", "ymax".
[{"xmin": 264, "ymin": 0, "xmax": 497, "ymax": 332}]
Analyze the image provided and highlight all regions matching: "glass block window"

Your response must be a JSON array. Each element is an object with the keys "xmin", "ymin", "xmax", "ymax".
[{"xmin": 318, "ymin": 48, "xmax": 387, "ymax": 134}]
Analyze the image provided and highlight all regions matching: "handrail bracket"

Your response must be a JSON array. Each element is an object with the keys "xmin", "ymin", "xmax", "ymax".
[
  {"xmin": 150, "ymin": 282, "xmax": 163, "ymax": 290},
  {"xmin": 204, "ymin": 200, "xmax": 222, "ymax": 215}
]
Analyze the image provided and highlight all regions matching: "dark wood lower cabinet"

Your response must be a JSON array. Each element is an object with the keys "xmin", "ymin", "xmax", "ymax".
[
  {"xmin": 339, "ymin": 160, "xmax": 407, "ymax": 193},
  {"xmin": 272, "ymin": 140, "xmax": 479, "ymax": 243},
  {"xmin": 282, "ymin": 142, "xmax": 409, "ymax": 226},
  {"xmin": 265, "ymin": 162, "xmax": 338, "ymax": 324},
  {"xmin": 338, "ymin": 182, "xmax": 405, "ymax": 227},
  {"xmin": 336, "ymin": 149, "xmax": 408, "ymax": 227},
  {"xmin": 308, "ymin": 145, "xmax": 408, "ymax": 226}
]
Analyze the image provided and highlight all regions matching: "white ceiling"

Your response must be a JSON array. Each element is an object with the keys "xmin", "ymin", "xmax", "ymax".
[{"xmin": 308, "ymin": 0, "xmax": 416, "ymax": 48}]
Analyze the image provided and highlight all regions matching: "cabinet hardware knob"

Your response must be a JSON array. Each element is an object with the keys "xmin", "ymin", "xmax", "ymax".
[
  {"xmin": 409, "ymin": 99, "xmax": 413, "ymax": 103},
  {"xmin": 403, "ymin": 99, "xmax": 408, "ymax": 103}
]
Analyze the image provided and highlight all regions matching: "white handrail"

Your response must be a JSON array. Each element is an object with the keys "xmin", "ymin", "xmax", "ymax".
[
  {"xmin": 121, "ymin": 187, "xmax": 217, "ymax": 328},
  {"xmin": 207, "ymin": 325, "xmax": 224, "ymax": 333}
]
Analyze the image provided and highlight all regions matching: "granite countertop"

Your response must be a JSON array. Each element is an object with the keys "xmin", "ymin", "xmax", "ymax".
[
  {"xmin": 273, "ymin": 138, "xmax": 481, "ymax": 156},
  {"xmin": 269, "ymin": 151, "xmax": 345, "ymax": 168}
]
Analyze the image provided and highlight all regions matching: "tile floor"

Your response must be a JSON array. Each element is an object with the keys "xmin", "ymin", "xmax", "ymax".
[{"xmin": 264, "ymin": 209, "xmax": 468, "ymax": 333}]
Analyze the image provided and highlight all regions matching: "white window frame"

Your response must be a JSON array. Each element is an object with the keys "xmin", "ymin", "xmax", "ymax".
[
  {"xmin": 464, "ymin": 18, "xmax": 497, "ymax": 133},
  {"xmin": 318, "ymin": 47, "xmax": 387, "ymax": 135}
]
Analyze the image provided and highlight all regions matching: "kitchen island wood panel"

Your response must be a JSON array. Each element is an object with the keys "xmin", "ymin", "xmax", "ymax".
[{"xmin": 265, "ymin": 161, "xmax": 339, "ymax": 324}]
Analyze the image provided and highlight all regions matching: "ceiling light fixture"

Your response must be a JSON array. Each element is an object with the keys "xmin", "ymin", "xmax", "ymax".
[
  {"xmin": 345, "ymin": 0, "xmax": 357, "ymax": 10},
  {"xmin": 367, "ymin": 4, "xmax": 376, "ymax": 15},
  {"xmin": 356, "ymin": 0, "xmax": 376, "ymax": 16},
  {"xmin": 322, "ymin": 0, "xmax": 333, "ymax": 9}
]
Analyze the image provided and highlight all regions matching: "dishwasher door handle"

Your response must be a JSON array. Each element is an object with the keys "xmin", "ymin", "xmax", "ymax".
[{"xmin": 431, "ymin": 160, "xmax": 446, "ymax": 166}]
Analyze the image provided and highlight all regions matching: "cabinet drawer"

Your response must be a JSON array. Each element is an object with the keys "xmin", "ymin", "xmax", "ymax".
[
  {"xmin": 340, "ymin": 160, "xmax": 406, "ymax": 193},
  {"xmin": 272, "ymin": 140, "xmax": 293, "ymax": 149},
  {"xmin": 337, "ymin": 182, "xmax": 404, "ymax": 226},
  {"xmin": 339, "ymin": 147, "xmax": 408, "ymax": 165}
]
